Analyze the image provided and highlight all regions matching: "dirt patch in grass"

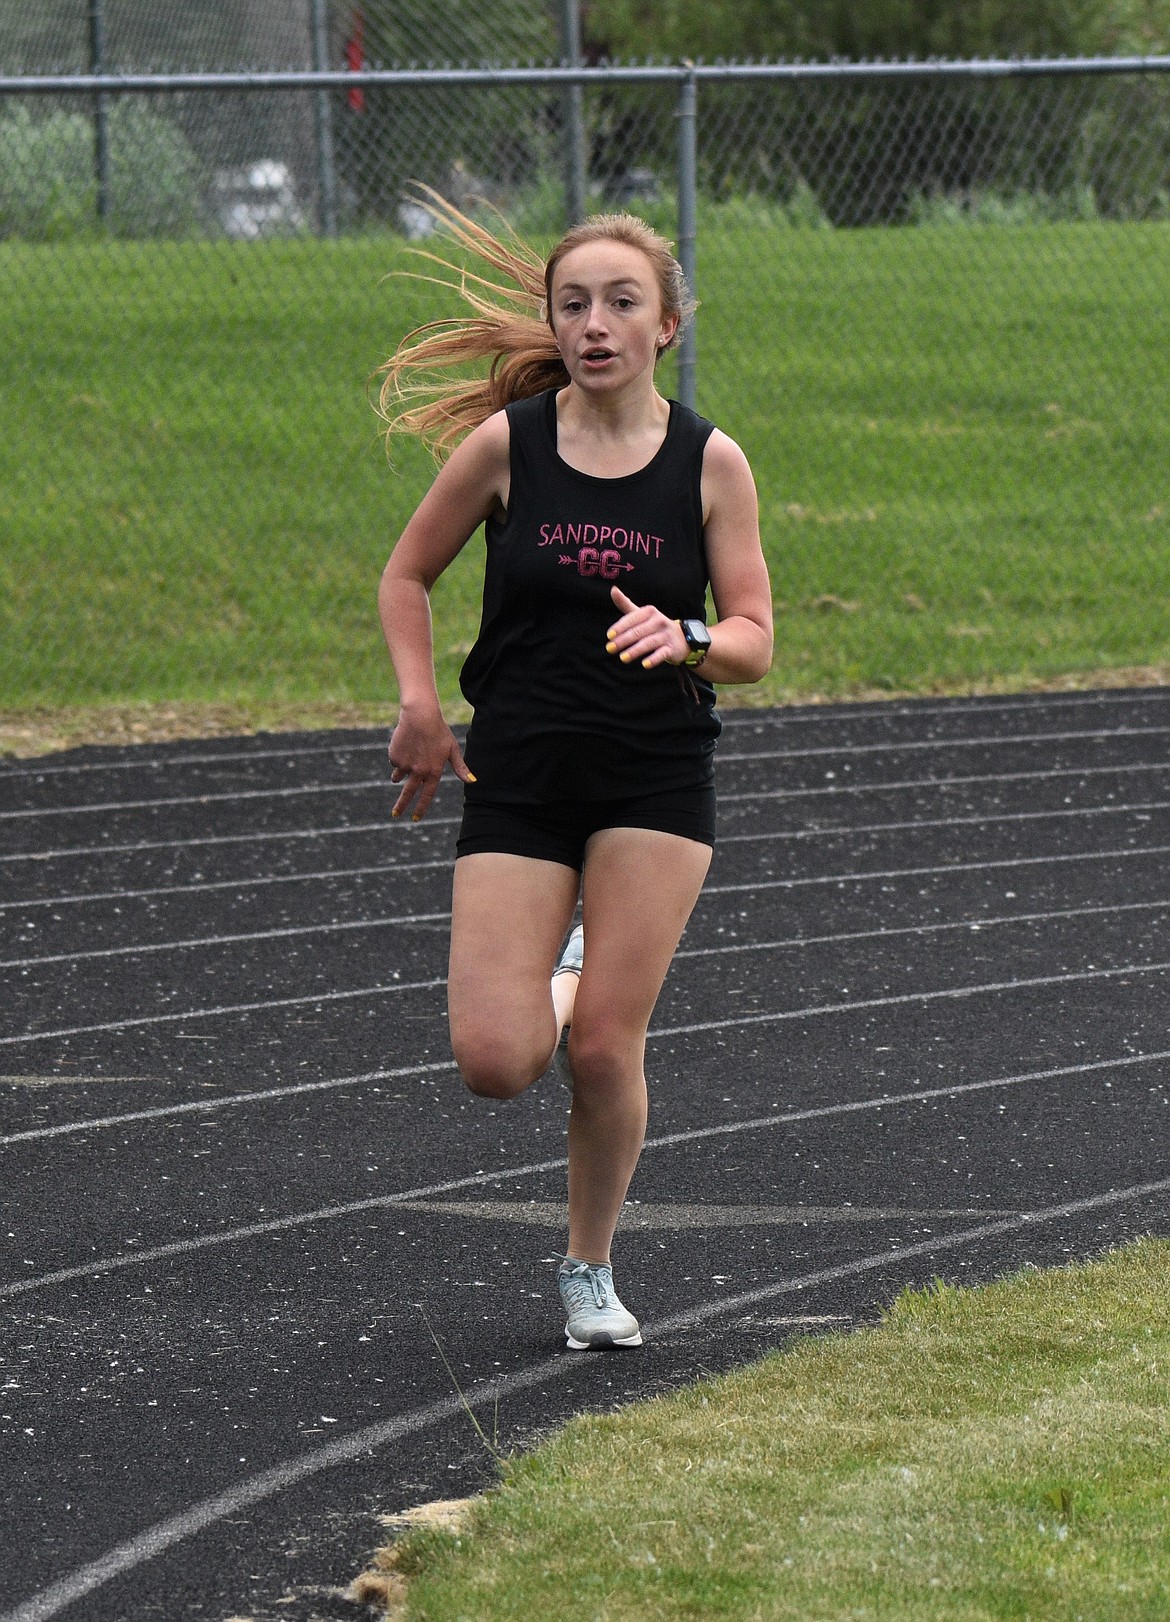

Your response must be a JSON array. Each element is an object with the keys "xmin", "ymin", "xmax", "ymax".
[{"xmin": 349, "ymin": 1499, "xmax": 478, "ymax": 1618}]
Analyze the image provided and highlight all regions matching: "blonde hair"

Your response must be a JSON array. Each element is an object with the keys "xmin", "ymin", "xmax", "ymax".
[{"xmin": 375, "ymin": 187, "xmax": 695, "ymax": 460}]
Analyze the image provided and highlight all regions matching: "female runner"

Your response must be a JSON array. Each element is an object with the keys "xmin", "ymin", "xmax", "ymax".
[{"xmin": 377, "ymin": 196, "xmax": 772, "ymax": 1349}]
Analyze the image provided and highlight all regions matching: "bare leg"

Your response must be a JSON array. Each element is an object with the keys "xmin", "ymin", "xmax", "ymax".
[
  {"xmin": 447, "ymin": 853, "xmax": 581, "ymax": 1098},
  {"xmin": 564, "ymin": 827, "xmax": 711, "ymax": 1264}
]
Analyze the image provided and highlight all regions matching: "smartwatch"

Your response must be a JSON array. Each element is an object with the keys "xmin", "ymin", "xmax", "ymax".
[{"xmin": 679, "ymin": 619, "xmax": 712, "ymax": 667}]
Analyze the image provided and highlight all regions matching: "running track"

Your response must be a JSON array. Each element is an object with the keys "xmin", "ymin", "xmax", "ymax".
[{"xmin": 2, "ymin": 689, "xmax": 1169, "ymax": 1621}]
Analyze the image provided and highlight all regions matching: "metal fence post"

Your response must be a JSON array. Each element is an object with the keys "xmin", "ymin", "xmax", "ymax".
[
  {"xmin": 559, "ymin": 0, "xmax": 587, "ymax": 225},
  {"xmin": 310, "ymin": 0, "xmax": 338, "ymax": 237},
  {"xmin": 676, "ymin": 64, "xmax": 698, "ymax": 411},
  {"xmin": 87, "ymin": 0, "xmax": 110, "ymax": 223}
]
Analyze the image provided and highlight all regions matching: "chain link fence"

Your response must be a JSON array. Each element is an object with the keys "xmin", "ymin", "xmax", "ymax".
[{"xmin": 2, "ymin": 53, "xmax": 1169, "ymax": 724}]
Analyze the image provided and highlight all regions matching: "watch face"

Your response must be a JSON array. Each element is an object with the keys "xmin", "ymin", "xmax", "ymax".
[{"xmin": 682, "ymin": 619, "xmax": 711, "ymax": 651}]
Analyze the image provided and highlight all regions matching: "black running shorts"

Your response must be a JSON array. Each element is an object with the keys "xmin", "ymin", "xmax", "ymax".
[{"xmin": 455, "ymin": 783, "xmax": 716, "ymax": 872}]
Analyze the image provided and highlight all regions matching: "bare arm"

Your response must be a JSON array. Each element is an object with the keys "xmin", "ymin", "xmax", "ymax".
[
  {"xmin": 378, "ymin": 412, "xmax": 510, "ymax": 819},
  {"xmin": 604, "ymin": 428, "xmax": 773, "ymax": 683}
]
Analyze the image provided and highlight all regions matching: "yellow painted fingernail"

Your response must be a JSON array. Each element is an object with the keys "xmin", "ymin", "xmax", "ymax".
[
  {"xmin": 619, "ymin": 651, "xmax": 632, "ymax": 663},
  {"xmin": 467, "ymin": 772, "xmax": 477, "ymax": 782},
  {"xmin": 642, "ymin": 657, "xmax": 653, "ymax": 668},
  {"xmin": 605, "ymin": 641, "xmax": 617, "ymax": 654},
  {"xmin": 412, "ymin": 814, "xmax": 422, "ymax": 823},
  {"xmin": 391, "ymin": 809, "xmax": 402, "ymax": 818}
]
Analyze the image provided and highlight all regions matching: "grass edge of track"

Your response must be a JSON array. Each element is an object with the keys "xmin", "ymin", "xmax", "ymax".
[
  {"xmin": 356, "ymin": 1236, "xmax": 1170, "ymax": 1620},
  {"xmin": 4, "ymin": 665, "xmax": 1170, "ymax": 760}
]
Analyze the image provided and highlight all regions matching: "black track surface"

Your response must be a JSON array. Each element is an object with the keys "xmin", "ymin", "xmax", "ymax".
[{"xmin": 2, "ymin": 689, "xmax": 1169, "ymax": 1621}]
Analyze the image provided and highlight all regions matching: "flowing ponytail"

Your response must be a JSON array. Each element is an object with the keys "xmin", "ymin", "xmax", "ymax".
[
  {"xmin": 375, "ymin": 188, "xmax": 567, "ymax": 461},
  {"xmin": 375, "ymin": 186, "xmax": 696, "ymax": 461}
]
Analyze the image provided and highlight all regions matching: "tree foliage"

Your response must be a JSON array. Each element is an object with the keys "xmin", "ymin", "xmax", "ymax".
[{"xmin": 584, "ymin": 0, "xmax": 1170, "ymax": 61}]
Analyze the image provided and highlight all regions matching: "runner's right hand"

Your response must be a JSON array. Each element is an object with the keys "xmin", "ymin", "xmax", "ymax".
[{"xmin": 387, "ymin": 709, "xmax": 475, "ymax": 822}]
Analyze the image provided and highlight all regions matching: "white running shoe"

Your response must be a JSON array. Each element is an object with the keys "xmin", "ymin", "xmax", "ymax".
[
  {"xmin": 553, "ymin": 923, "xmax": 584, "ymax": 980},
  {"xmin": 557, "ymin": 1256, "xmax": 643, "ymax": 1350}
]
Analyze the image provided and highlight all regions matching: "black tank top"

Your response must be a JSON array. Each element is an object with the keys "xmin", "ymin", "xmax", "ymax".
[{"xmin": 460, "ymin": 387, "xmax": 720, "ymax": 802}]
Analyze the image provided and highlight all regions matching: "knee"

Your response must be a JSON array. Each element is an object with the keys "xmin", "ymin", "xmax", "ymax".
[
  {"xmin": 565, "ymin": 1023, "xmax": 643, "ymax": 1096},
  {"xmin": 452, "ymin": 1031, "xmax": 547, "ymax": 1101}
]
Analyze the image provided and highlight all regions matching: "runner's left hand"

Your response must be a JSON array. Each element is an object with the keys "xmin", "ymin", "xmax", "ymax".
[{"xmin": 605, "ymin": 585, "xmax": 689, "ymax": 669}]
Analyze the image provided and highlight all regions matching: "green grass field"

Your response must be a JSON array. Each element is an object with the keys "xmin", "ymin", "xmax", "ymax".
[
  {"xmin": 2, "ymin": 219, "xmax": 1169, "ymax": 724},
  {"xmin": 360, "ymin": 1241, "xmax": 1170, "ymax": 1620}
]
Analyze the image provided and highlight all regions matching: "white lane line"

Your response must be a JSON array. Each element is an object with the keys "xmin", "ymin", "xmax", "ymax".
[
  {"xmin": 726, "ymin": 760, "xmax": 1170, "ymax": 799},
  {"xmin": 0, "ymin": 817, "xmax": 460, "ymax": 866},
  {"xmin": 722, "ymin": 807, "xmax": 1170, "ymax": 846},
  {"xmin": 3, "ymin": 1049, "xmax": 1167, "ymax": 1296},
  {"xmin": 5, "ymin": 856, "xmax": 1168, "ymax": 1041},
  {"xmin": 4, "ymin": 887, "xmax": 1164, "ymax": 1145},
  {"xmin": 0, "ymin": 778, "xmax": 390, "ymax": 821},
  {"xmin": 8, "ymin": 886, "xmax": 1166, "ymax": 1014},
  {"xmin": 0, "ymin": 908, "xmax": 451, "ymax": 971},
  {"xmin": 5, "ymin": 899, "xmax": 1168, "ymax": 1141},
  {"xmin": 6, "ymin": 951, "xmax": 1164, "ymax": 1056},
  {"xmin": 0, "ymin": 1153, "xmax": 572, "ymax": 1300},
  {"xmin": 5, "ymin": 765, "xmax": 1166, "ymax": 875},
  {"xmin": 647, "ymin": 1174, "xmax": 1170, "ymax": 1335},
  {"xmin": 9, "ymin": 807, "xmax": 1168, "ymax": 914},
  {"xmin": 632, "ymin": 1050, "xmax": 1170, "ymax": 1155},
  {"xmin": 0, "ymin": 858, "xmax": 454, "ymax": 913},
  {"xmin": 0, "ymin": 1063, "xmax": 460, "ymax": 1147},
  {"xmin": 5, "ymin": 724, "xmax": 1169, "ymax": 824},
  {"xmin": 4, "ymin": 1170, "xmax": 1168, "ymax": 1622},
  {"xmin": 9, "ymin": 832, "xmax": 1170, "ymax": 971},
  {"xmin": 4, "ymin": 688, "xmax": 1160, "ymax": 783},
  {"xmin": 650, "ymin": 958, "xmax": 1170, "ymax": 1045},
  {"xmin": 715, "ymin": 724, "xmax": 1170, "ymax": 766},
  {"xmin": 717, "ymin": 687, "xmax": 1161, "ymax": 726},
  {"xmin": 1, "ymin": 738, "xmax": 384, "ymax": 779},
  {"xmin": 0, "ymin": 1381, "xmax": 495, "ymax": 1622},
  {"xmin": 717, "ymin": 690, "xmax": 1170, "ymax": 726},
  {"xmin": 705, "ymin": 841, "xmax": 1170, "ymax": 897},
  {"xmin": 672, "ymin": 896, "xmax": 1170, "ymax": 960},
  {"xmin": 0, "ymin": 974, "xmax": 447, "ymax": 1047},
  {"xmin": 6, "ymin": 894, "xmax": 1166, "ymax": 1143}
]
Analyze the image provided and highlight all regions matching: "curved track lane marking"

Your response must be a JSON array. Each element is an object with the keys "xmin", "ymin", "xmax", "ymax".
[
  {"xmin": 6, "ymin": 725, "xmax": 1170, "ymax": 823},
  {"xmin": 0, "ymin": 974, "xmax": 447, "ymax": 1047},
  {"xmin": 716, "ymin": 691, "xmax": 1170, "ymax": 727},
  {"xmin": 8, "ymin": 839, "xmax": 1170, "ymax": 972},
  {"xmin": 5, "ymin": 1049, "xmax": 1168, "ymax": 1298},
  {"xmin": 0, "ymin": 1153, "xmax": 571, "ymax": 1301},
  {"xmin": 703, "ymin": 842, "xmax": 1170, "ymax": 898},
  {"xmin": 717, "ymin": 730, "xmax": 1170, "ymax": 765},
  {"xmin": 0, "ymin": 818, "xmax": 458, "ymax": 866},
  {"xmin": 0, "ymin": 908, "xmax": 450, "ymax": 970},
  {"xmin": 728, "ymin": 764, "xmax": 1170, "ymax": 799},
  {"xmin": 0, "ymin": 858, "xmax": 455, "ymax": 912},
  {"xmin": 8, "ymin": 766, "xmax": 1168, "ymax": 869},
  {"xmin": 650, "ymin": 957, "xmax": 1170, "ymax": 1044},
  {"xmin": 4, "ymin": 1171, "xmax": 1170, "ymax": 1622},
  {"xmin": 2, "ymin": 739, "xmax": 385, "ymax": 779},
  {"xmin": 0, "ymin": 779, "xmax": 391, "ymax": 821},
  {"xmin": 5, "ymin": 889, "xmax": 1170, "ymax": 1047},
  {"xmin": 722, "ymin": 805, "xmax": 1170, "ymax": 843},
  {"xmin": 9, "ymin": 807, "xmax": 1168, "ymax": 914},
  {"xmin": 5, "ymin": 688, "xmax": 1163, "ymax": 781},
  {"xmin": 0, "ymin": 1062, "xmax": 457, "ymax": 1146},
  {"xmin": 673, "ymin": 895, "xmax": 1170, "ymax": 957},
  {"xmin": 4, "ymin": 894, "xmax": 1168, "ymax": 1144}
]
